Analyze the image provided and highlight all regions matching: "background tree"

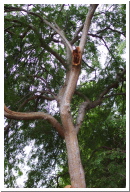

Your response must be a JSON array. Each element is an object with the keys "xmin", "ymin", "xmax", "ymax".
[{"xmin": 4, "ymin": 4, "xmax": 126, "ymax": 188}]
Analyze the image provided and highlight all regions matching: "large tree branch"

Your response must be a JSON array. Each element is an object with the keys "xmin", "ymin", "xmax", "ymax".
[
  {"xmin": 79, "ymin": 4, "xmax": 99, "ymax": 53},
  {"xmin": 4, "ymin": 104, "xmax": 64, "ymax": 138}
]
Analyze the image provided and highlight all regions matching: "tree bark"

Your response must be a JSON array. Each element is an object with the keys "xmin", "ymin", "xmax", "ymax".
[
  {"xmin": 64, "ymin": 125, "xmax": 86, "ymax": 188},
  {"xmin": 59, "ymin": 63, "xmax": 86, "ymax": 187},
  {"xmin": 79, "ymin": 4, "xmax": 99, "ymax": 53}
]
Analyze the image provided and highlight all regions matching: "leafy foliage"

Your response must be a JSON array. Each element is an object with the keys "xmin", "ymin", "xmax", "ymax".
[{"xmin": 4, "ymin": 4, "xmax": 126, "ymax": 188}]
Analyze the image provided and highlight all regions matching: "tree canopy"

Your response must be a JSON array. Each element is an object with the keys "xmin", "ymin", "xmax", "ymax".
[{"xmin": 4, "ymin": 4, "xmax": 126, "ymax": 188}]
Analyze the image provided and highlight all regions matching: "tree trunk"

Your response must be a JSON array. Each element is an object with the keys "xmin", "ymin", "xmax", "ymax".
[
  {"xmin": 64, "ymin": 128, "xmax": 86, "ymax": 188},
  {"xmin": 59, "ymin": 64, "xmax": 86, "ymax": 187},
  {"xmin": 60, "ymin": 106, "xmax": 86, "ymax": 187}
]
